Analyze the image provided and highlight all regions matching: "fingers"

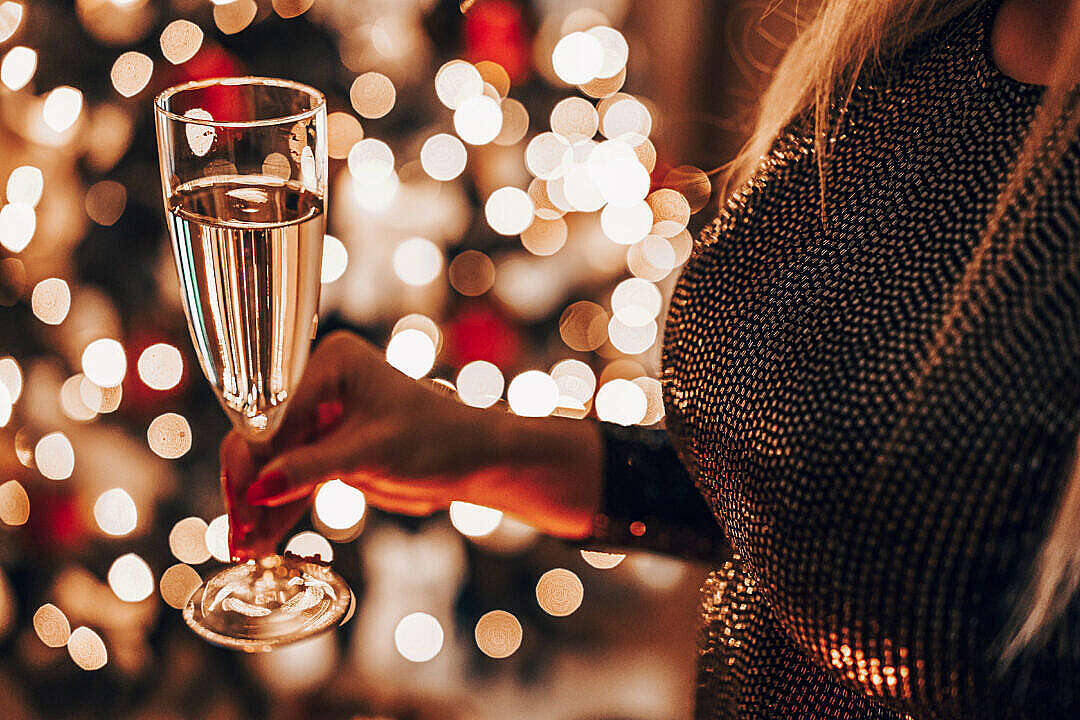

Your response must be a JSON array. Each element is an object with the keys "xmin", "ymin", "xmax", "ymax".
[
  {"xmin": 220, "ymin": 431, "xmax": 310, "ymax": 560},
  {"xmin": 245, "ymin": 419, "xmax": 397, "ymax": 507},
  {"xmin": 270, "ymin": 331, "xmax": 365, "ymax": 450},
  {"xmin": 220, "ymin": 432, "xmax": 259, "ymax": 555},
  {"xmin": 354, "ymin": 484, "xmax": 444, "ymax": 517}
]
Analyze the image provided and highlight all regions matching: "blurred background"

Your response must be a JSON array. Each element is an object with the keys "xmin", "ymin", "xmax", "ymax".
[{"xmin": 0, "ymin": 1, "xmax": 804, "ymax": 718}]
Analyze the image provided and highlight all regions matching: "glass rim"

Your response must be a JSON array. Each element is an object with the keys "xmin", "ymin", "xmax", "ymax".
[{"xmin": 154, "ymin": 76, "xmax": 326, "ymax": 128}]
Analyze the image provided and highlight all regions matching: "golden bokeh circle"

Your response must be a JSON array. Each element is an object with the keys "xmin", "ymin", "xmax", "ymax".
[
  {"xmin": 474, "ymin": 610, "xmax": 523, "ymax": 659},
  {"xmin": 33, "ymin": 603, "xmax": 70, "ymax": 648},
  {"xmin": 159, "ymin": 563, "xmax": 202, "ymax": 610},
  {"xmin": 448, "ymin": 250, "xmax": 495, "ymax": 296},
  {"xmin": 535, "ymin": 568, "xmax": 584, "ymax": 617},
  {"xmin": 559, "ymin": 301, "xmax": 608, "ymax": 352}
]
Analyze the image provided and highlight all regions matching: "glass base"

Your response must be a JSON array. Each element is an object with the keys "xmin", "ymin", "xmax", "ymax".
[{"xmin": 183, "ymin": 554, "xmax": 353, "ymax": 652}]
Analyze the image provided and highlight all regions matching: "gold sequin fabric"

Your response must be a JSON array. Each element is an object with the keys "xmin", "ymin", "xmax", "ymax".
[{"xmin": 662, "ymin": 5, "xmax": 1080, "ymax": 719}]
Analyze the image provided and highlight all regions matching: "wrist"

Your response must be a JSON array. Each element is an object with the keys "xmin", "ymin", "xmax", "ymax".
[{"xmin": 473, "ymin": 410, "xmax": 603, "ymax": 539}]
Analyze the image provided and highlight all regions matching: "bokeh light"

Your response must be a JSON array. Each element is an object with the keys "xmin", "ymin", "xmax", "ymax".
[
  {"xmin": 633, "ymin": 376, "xmax": 666, "ymax": 425},
  {"xmin": 580, "ymin": 550, "xmax": 626, "ymax": 569},
  {"xmin": 525, "ymin": 132, "xmax": 572, "ymax": 180},
  {"xmin": 94, "ymin": 488, "xmax": 138, "ymax": 536},
  {"xmin": 528, "ymin": 178, "xmax": 566, "ymax": 220},
  {"xmin": 169, "ymin": 517, "xmax": 211, "ymax": 564},
  {"xmin": 285, "ymin": 531, "xmax": 333, "ymax": 562},
  {"xmin": 272, "ymin": 0, "xmax": 315, "ymax": 19},
  {"xmin": 552, "ymin": 31, "xmax": 603, "ymax": 85},
  {"xmin": 665, "ymin": 165, "xmax": 713, "ymax": 213},
  {"xmin": 392, "ymin": 313, "xmax": 442, "ymax": 351},
  {"xmin": 0, "ymin": 357, "xmax": 20, "ymax": 402},
  {"xmin": 61, "ymin": 374, "xmax": 96, "ymax": 421},
  {"xmin": 456, "ymin": 360, "xmax": 504, "ymax": 408},
  {"xmin": 600, "ymin": 96, "xmax": 652, "ymax": 139},
  {"xmin": 550, "ymin": 97, "xmax": 599, "ymax": 142},
  {"xmin": 600, "ymin": 201, "xmax": 652, "ymax": 244},
  {"xmin": 347, "ymin": 138, "xmax": 395, "ymax": 184},
  {"xmin": 313, "ymin": 480, "xmax": 366, "ymax": 531},
  {"xmin": 485, "ymin": 187, "xmax": 533, "ymax": 235},
  {"xmin": 494, "ymin": 98, "xmax": 529, "ymax": 146},
  {"xmin": 147, "ymin": 412, "xmax": 192, "ymax": 459},
  {"xmin": 159, "ymin": 563, "xmax": 202, "ymax": 610},
  {"xmin": 183, "ymin": 108, "xmax": 215, "ymax": 156},
  {"xmin": 0, "ymin": 479, "xmax": 29, "ymax": 526},
  {"xmin": 0, "ymin": 45, "xmax": 34, "ymax": 91},
  {"xmin": 0, "ymin": 382, "xmax": 10, "ymax": 427},
  {"xmin": 85, "ymin": 180, "xmax": 127, "ymax": 226},
  {"xmin": 321, "ymin": 234, "xmax": 349, "ymax": 283},
  {"xmin": 420, "ymin": 133, "xmax": 468, "ymax": 181},
  {"xmin": 33, "ymin": 603, "xmax": 70, "ymax": 648},
  {"xmin": 563, "ymin": 164, "xmax": 605, "ymax": 212},
  {"xmin": 475, "ymin": 60, "xmax": 510, "ymax": 97},
  {"xmin": 392, "ymin": 237, "xmax": 442, "ymax": 286},
  {"xmin": 327, "ymin": 112, "xmax": 363, "ymax": 159},
  {"xmin": 80, "ymin": 376, "xmax": 122, "ymax": 414},
  {"xmin": 559, "ymin": 301, "xmax": 609, "ymax": 352},
  {"xmin": 214, "ymin": 0, "xmax": 258, "ymax": 35},
  {"xmin": 448, "ymin": 250, "xmax": 495, "ymax": 296},
  {"xmin": 0, "ymin": 201, "xmax": 36, "ymax": 252},
  {"xmin": 0, "ymin": 2, "xmax": 20, "ymax": 44},
  {"xmin": 81, "ymin": 338, "xmax": 126, "ymax": 388},
  {"xmin": 394, "ymin": 612, "xmax": 444, "ymax": 662},
  {"xmin": 521, "ymin": 217, "xmax": 568, "ymax": 256},
  {"xmin": 204, "ymin": 514, "xmax": 230, "ymax": 563},
  {"xmin": 535, "ymin": 568, "xmax": 584, "ymax": 617},
  {"xmin": 110, "ymin": 51, "xmax": 152, "ymax": 97},
  {"xmin": 587, "ymin": 26, "xmax": 630, "ymax": 79},
  {"xmin": 385, "ymin": 329, "xmax": 436, "ymax": 379},
  {"xmin": 67, "ymin": 626, "xmax": 107, "ymax": 671},
  {"xmin": 7, "ymin": 165, "xmax": 43, "ymax": 206},
  {"xmin": 31, "ymin": 277, "xmax": 71, "ymax": 325},
  {"xmin": 137, "ymin": 343, "xmax": 183, "ymax": 391},
  {"xmin": 611, "ymin": 278, "xmax": 662, "ymax": 326},
  {"xmin": 449, "ymin": 501, "xmax": 503, "ymax": 537},
  {"xmin": 648, "ymin": 189, "xmax": 691, "ymax": 236},
  {"xmin": 474, "ymin": 610, "xmax": 523, "ymax": 659},
  {"xmin": 595, "ymin": 379, "xmax": 648, "ymax": 426},
  {"xmin": 159, "ymin": 19, "xmax": 202, "ymax": 65},
  {"xmin": 507, "ymin": 370, "xmax": 559, "ymax": 417},
  {"xmin": 453, "ymin": 95, "xmax": 503, "ymax": 145},
  {"xmin": 43, "ymin": 86, "xmax": 83, "ymax": 133},
  {"xmin": 435, "ymin": 59, "xmax": 483, "ymax": 110},
  {"xmin": 35, "ymin": 432, "xmax": 74, "ymax": 480},
  {"xmin": 107, "ymin": 553, "xmax": 154, "ymax": 602},
  {"xmin": 550, "ymin": 358, "xmax": 597, "ymax": 408},
  {"xmin": 350, "ymin": 71, "xmax": 396, "ymax": 119},
  {"xmin": 607, "ymin": 316, "xmax": 658, "ymax": 355}
]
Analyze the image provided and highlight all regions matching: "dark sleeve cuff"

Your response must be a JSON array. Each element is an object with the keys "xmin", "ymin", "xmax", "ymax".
[{"xmin": 584, "ymin": 423, "xmax": 730, "ymax": 563}]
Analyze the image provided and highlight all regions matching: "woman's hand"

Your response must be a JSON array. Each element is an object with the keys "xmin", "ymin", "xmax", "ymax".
[{"xmin": 221, "ymin": 331, "xmax": 603, "ymax": 560}]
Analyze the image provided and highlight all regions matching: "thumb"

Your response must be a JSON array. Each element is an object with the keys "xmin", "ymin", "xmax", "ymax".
[{"xmin": 245, "ymin": 420, "xmax": 393, "ymax": 507}]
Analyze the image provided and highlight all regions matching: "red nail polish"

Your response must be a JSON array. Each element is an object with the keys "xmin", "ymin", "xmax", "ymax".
[{"xmin": 246, "ymin": 471, "xmax": 289, "ymax": 505}]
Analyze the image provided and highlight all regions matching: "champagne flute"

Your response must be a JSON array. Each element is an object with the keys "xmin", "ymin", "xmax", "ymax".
[{"xmin": 154, "ymin": 77, "xmax": 352, "ymax": 650}]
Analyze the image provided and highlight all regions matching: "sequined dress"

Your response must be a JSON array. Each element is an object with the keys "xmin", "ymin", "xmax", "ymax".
[{"xmin": 592, "ymin": 4, "xmax": 1080, "ymax": 718}]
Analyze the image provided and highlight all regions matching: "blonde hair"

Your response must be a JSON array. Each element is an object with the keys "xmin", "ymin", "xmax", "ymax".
[{"xmin": 728, "ymin": 0, "xmax": 1080, "ymax": 661}]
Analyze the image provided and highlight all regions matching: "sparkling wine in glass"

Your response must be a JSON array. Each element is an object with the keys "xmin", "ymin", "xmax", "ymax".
[{"xmin": 155, "ymin": 77, "xmax": 352, "ymax": 650}]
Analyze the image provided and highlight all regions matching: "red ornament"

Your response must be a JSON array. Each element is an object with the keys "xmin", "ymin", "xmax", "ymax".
[
  {"xmin": 464, "ymin": 0, "xmax": 531, "ymax": 84},
  {"xmin": 443, "ymin": 303, "xmax": 522, "ymax": 369}
]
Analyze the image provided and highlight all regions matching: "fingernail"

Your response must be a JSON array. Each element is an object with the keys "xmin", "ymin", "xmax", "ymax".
[
  {"xmin": 316, "ymin": 400, "xmax": 344, "ymax": 433},
  {"xmin": 246, "ymin": 470, "xmax": 289, "ymax": 506}
]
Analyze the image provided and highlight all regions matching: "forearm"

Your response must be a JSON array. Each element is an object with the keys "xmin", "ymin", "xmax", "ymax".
[
  {"xmin": 471, "ymin": 409, "xmax": 604, "ymax": 539},
  {"xmin": 469, "ymin": 409, "xmax": 729, "ymax": 562}
]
